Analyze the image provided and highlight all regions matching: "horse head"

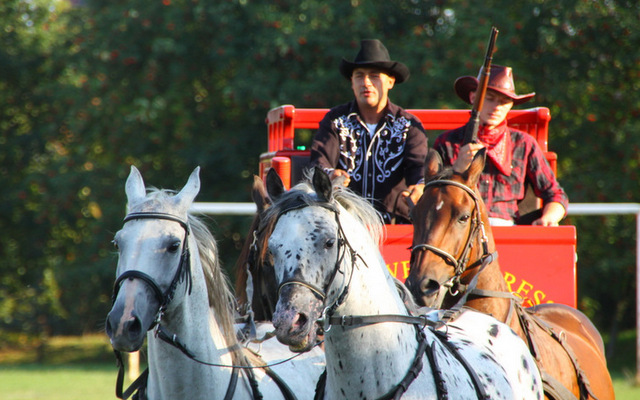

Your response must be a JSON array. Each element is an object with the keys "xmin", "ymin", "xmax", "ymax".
[
  {"xmin": 405, "ymin": 148, "xmax": 496, "ymax": 308},
  {"xmin": 106, "ymin": 166, "xmax": 200, "ymax": 352},
  {"xmin": 234, "ymin": 173, "xmax": 281, "ymax": 321}
]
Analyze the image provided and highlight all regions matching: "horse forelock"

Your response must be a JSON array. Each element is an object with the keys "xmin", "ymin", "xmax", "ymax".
[
  {"xmin": 263, "ymin": 179, "xmax": 384, "ymax": 246},
  {"xmin": 426, "ymin": 166, "xmax": 455, "ymax": 184}
]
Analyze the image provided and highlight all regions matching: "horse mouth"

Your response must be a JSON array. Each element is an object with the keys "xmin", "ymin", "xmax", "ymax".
[
  {"xmin": 273, "ymin": 306, "xmax": 320, "ymax": 353},
  {"xmin": 406, "ymin": 277, "xmax": 444, "ymax": 307},
  {"xmin": 272, "ymin": 285, "xmax": 324, "ymax": 353}
]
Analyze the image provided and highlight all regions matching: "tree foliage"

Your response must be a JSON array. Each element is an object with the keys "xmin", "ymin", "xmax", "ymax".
[{"xmin": 1, "ymin": 0, "xmax": 638, "ymax": 349}]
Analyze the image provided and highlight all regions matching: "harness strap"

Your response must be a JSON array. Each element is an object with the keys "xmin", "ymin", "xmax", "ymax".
[
  {"xmin": 432, "ymin": 329, "xmax": 490, "ymax": 399},
  {"xmin": 424, "ymin": 339, "xmax": 448, "ymax": 399},
  {"xmin": 541, "ymin": 371, "xmax": 579, "ymax": 400},
  {"xmin": 261, "ymin": 365, "xmax": 297, "ymax": 400},
  {"xmin": 514, "ymin": 303, "xmax": 542, "ymax": 361},
  {"xmin": 223, "ymin": 368, "xmax": 240, "ymax": 400},
  {"xmin": 376, "ymin": 326, "xmax": 429, "ymax": 400},
  {"xmin": 314, "ymin": 325, "xmax": 430, "ymax": 400},
  {"xmin": 243, "ymin": 347, "xmax": 299, "ymax": 400},
  {"xmin": 155, "ymin": 325, "xmax": 196, "ymax": 358},
  {"xmin": 325, "ymin": 313, "xmax": 439, "ymax": 329},
  {"xmin": 114, "ymin": 350, "xmax": 148, "ymax": 400},
  {"xmin": 522, "ymin": 307, "xmax": 600, "ymax": 400},
  {"xmin": 313, "ymin": 371, "xmax": 327, "ymax": 400}
]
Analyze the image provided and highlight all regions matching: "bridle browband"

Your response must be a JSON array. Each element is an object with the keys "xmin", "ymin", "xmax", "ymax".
[
  {"xmin": 410, "ymin": 179, "xmax": 497, "ymax": 296},
  {"xmin": 113, "ymin": 212, "xmax": 193, "ymax": 322}
]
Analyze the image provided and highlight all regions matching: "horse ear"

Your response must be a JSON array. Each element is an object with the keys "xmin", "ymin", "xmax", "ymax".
[
  {"xmin": 252, "ymin": 175, "xmax": 271, "ymax": 213},
  {"xmin": 462, "ymin": 148, "xmax": 486, "ymax": 188},
  {"xmin": 424, "ymin": 149, "xmax": 443, "ymax": 182},
  {"xmin": 174, "ymin": 166, "xmax": 201, "ymax": 208},
  {"xmin": 125, "ymin": 165, "xmax": 147, "ymax": 207},
  {"xmin": 266, "ymin": 168, "xmax": 285, "ymax": 200},
  {"xmin": 312, "ymin": 167, "xmax": 333, "ymax": 202}
]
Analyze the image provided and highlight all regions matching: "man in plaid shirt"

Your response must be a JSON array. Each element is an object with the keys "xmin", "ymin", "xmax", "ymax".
[{"xmin": 433, "ymin": 65, "xmax": 568, "ymax": 226}]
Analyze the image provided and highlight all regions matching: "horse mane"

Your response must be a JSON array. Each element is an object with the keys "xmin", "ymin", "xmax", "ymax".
[
  {"xmin": 188, "ymin": 215, "xmax": 237, "ymax": 342},
  {"xmin": 262, "ymin": 176, "xmax": 385, "ymax": 246}
]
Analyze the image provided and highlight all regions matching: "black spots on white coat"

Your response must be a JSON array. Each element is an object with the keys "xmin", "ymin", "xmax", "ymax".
[{"xmin": 488, "ymin": 324, "xmax": 500, "ymax": 338}]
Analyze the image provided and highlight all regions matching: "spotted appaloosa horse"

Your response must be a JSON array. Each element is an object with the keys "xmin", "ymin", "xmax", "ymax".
[
  {"xmin": 405, "ymin": 149, "xmax": 614, "ymax": 400},
  {"xmin": 106, "ymin": 166, "xmax": 324, "ymax": 400},
  {"xmin": 265, "ymin": 167, "xmax": 544, "ymax": 400}
]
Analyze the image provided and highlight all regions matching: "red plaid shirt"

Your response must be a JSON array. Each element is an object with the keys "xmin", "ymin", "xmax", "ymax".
[{"xmin": 433, "ymin": 124, "xmax": 569, "ymax": 221}]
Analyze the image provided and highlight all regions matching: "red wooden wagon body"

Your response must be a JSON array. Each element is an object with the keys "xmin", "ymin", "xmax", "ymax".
[{"xmin": 259, "ymin": 105, "xmax": 576, "ymax": 308}]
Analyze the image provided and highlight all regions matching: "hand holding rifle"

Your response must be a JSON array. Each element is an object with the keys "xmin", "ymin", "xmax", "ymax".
[{"xmin": 462, "ymin": 27, "xmax": 499, "ymax": 145}]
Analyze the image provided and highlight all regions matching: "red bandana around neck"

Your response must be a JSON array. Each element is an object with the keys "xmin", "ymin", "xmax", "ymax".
[{"xmin": 477, "ymin": 121, "xmax": 512, "ymax": 176}]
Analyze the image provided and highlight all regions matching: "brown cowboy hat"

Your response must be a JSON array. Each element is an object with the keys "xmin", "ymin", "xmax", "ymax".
[
  {"xmin": 339, "ymin": 39, "xmax": 410, "ymax": 84},
  {"xmin": 454, "ymin": 65, "xmax": 535, "ymax": 105}
]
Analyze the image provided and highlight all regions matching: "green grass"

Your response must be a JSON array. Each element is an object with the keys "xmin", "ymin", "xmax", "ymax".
[
  {"xmin": 1, "ymin": 332, "xmax": 639, "ymax": 399},
  {"xmin": 0, "ymin": 334, "xmax": 142, "ymax": 400},
  {"xmin": 0, "ymin": 364, "xmax": 116, "ymax": 400}
]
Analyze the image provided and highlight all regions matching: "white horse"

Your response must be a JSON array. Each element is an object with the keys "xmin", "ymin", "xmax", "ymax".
[
  {"xmin": 106, "ymin": 166, "xmax": 324, "ymax": 400},
  {"xmin": 264, "ymin": 168, "xmax": 544, "ymax": 400}
]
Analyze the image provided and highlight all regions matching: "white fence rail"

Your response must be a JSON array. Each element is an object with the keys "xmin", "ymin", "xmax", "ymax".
[{"xmin": 191, "ymin": 201, "xmax": 640, "ymax": 381}]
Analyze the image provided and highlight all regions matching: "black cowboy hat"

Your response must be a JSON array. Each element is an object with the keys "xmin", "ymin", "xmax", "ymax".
[
  {"xmin": 339, "ymin": 39, "xmax": 410, "ymax": 84},
  {"xmin": 454, "ymin": 65, "xmax": 535, "ymax": 106}
]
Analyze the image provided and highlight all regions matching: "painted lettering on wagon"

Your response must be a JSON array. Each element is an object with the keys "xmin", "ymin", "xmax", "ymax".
[
  {"xmin": 386, "ymin": 260, "xmax": 411, "ymax": 280},
  {"xmin": 503, "ymin": 271, "xmax": 554, "ymax": 307}
]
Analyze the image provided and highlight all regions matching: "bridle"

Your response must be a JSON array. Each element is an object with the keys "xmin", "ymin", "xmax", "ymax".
[
  {"xmin": 410, "ymin": 179, "xmax": 497, "ymax": 296},
  {"xmin": 113, "ymin": 212, "xmax": 193, "ymax": 326},
  {"xmin": 111, "ymin": 212, "xmax": 195, "ymax": 400},
  {"xmin": 273, "ymin": 201, "xmax": 356, "ymax": 326}
]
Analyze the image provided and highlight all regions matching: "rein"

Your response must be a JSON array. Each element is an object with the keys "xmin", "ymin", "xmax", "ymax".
[
  {"xmin": 410, "ymin": 179, "xmax": 497, "ymax": 296},
  {"xmin": 112, "ymin": 212, "xmax": 301, "ymax": 400}
]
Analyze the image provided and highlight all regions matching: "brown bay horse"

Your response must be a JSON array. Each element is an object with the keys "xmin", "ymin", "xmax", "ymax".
[
  {"xmin": 233, "ymin": 174, "xmax": 278, "ymax": 322},
  {"xmin": 404, "ymin": 148, "xmax": 613, "ymax": 400}
]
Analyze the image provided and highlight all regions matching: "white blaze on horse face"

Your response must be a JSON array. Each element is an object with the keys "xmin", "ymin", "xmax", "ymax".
[
  {"xmin": 115, "ymin": 279, "xmax": 142, "ymax": 337},
  {"xmin": 435, "ymin": 200, "xmax": 444, "ymax": 211}
]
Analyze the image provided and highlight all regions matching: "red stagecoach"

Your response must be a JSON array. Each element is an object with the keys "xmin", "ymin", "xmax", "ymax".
[{"xmin": 259, "ymin": 105, "xmax": 576, "ymax": 308}]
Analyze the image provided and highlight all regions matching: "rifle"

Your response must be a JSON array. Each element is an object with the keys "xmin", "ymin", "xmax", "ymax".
[{"xmin": 463, "ymin": 27, "xmax": 499, "ymax": 144}]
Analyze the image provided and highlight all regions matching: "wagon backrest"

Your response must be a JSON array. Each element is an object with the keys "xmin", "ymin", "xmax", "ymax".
[{"xmin": 261, "ymin": 105, "xmax": 556, "ymax": 191}]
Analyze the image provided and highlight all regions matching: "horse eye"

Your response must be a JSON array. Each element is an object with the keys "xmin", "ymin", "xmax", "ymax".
[
  {"xmin": 168, "ymin": 241, "xmax": 181, "ymax": 253},
  {"xmin": 111, "ymin": 239, "xmax": 119, "ymax": 250},
  {"xmin": 325, "ymin": 238, "xmax": 336, "ymax": 249},
  {"xmin": 459, "ymin": 214, "xmax": 471, "ymax": 224}
]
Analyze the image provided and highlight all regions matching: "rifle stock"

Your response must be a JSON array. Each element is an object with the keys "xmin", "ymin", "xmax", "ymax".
[{"xmin": 463, "ymin": 27, "xmax": 499, "ymax": 144}]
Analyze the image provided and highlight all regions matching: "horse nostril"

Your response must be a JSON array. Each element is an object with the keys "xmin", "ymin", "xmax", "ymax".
[
  {"xmin": 421, "ymin": 279, "xmax": 441, "ymax": 296},
  {"xmin": 105, "ymin": 318, "xmax": 113, "ymax": 337},
  {"xmin": 293, "ymin": 312, "xmax": 309, "ymax": 330},
  {"xmin": 125, "ymin": 317, "xmax": 143, "ymax": 340}
]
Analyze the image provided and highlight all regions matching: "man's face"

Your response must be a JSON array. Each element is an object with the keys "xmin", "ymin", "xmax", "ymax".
[
  {"xmin": 470, "ymin": 89, "xmax": 514, "ymax": 129},
  {"xmin": 351, "ymin": 67, "xmax": 395, "ymax": 111}
]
